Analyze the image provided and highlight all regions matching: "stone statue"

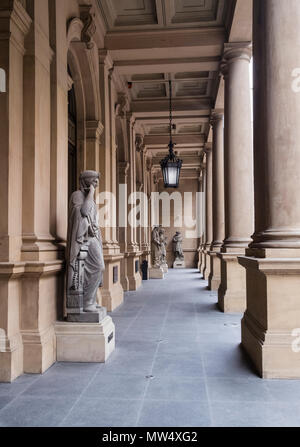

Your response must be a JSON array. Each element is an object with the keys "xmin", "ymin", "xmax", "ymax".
[
  {"xmin": 66, "ymin": 170, "xmax": 106, "ymax": 322},
  {"xmin": 151, "ymin": 226, "xmax": 162, "ymax": 268},
  {"xmin": 159, "ymin": 227, "xmax": 167, "ymax": 264},
  {"xmin": 159, "ymin": 227, "xmax": 168, "ymax": 273},
  {"xmin": 173, "ymin": 231, "xmax": 184, "ymax": 266}
]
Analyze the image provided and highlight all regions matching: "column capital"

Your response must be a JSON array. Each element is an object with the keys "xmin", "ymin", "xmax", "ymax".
[
  {"xmin": 210, "ymin": 111, "xmax": 224, "ymax": 128},
  {"xmin": 221, "ymin": 42, "xmax": 252, "ymax": 77},
  {"xmin": 0, "ymin": 0, "xmax": 32, "ymax": 54}
]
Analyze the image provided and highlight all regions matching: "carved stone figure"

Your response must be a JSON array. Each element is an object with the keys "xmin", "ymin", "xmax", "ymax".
[
  {"xmin": 159, "ymin": 227, "xmax": 168, "ymax": 273},
  {"xmin": 159, "ymin": 227, "xmax": 167, "ymax": 265},
  {"xmin": 151, "ymin": 226, "xmax": 162, "ymax": 268},
  {"xmin": 66, "ymin": 170, "xmax": 106, "ymax": 322},
  {"xmin": 173, "ymin": 231, "xmax": 184, "ymax": 261}
]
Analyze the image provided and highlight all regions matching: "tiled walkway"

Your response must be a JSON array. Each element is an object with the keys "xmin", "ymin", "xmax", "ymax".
[{"xmin": 1, "ymin": 269, "xmax": 300, "ymax": 427}]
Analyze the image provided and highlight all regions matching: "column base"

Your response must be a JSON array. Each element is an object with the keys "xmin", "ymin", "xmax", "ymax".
[
  {"xmin": 173, "ymin": 260, "xmax": 185, "ymax": 269},
  {"xmin": 55, "ymin": 316, "xmax": 115, "ymax": 363},
  {"xmin": 126, "ymin": 253, "xmax": 142, "ymax": 290},
  {"xmin": 239, "ymin": 256, "xmax": 300, "ymax": 379},
  {"xmin": 149, "ymin": 267, "xmax": 164, "ymax": 279},
  {"xmin": 208, "ymin": 250, "xmax": 221, "ymax": 291},
  {"xmin": 218, "ymin": 250, "xmax": 247, "ymax": 313},
  {"xmin": 102, "ymin": 256, "xmax": 124, "ymax": 312},
  {"xmin": 161, "ymin": 263, "xmax": 169, "ymax": 273},
  {"xmin": 21, "ymin": 326, "xmax": 56, "ymax": 374},
  {"xmin": 101, "ymin": 286, "xmax": 124, "ymax": 312},
  {"xmin": 0, "ymin": 333, "xmax": 23, "ymax": 383}
]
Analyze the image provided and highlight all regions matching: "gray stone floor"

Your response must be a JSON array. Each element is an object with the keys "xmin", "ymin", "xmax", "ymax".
[{"xmin": 1, "ymin": 268, "xmax": 300, "ymax": 427}]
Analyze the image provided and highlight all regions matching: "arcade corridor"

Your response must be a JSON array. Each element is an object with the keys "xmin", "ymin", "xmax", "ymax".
[{"xmin": 1, "ymin": 270, "xmax": 300, "ymax": 427}]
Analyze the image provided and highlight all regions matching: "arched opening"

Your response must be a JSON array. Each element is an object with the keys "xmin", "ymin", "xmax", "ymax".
[{"xmin": 67, "ymin": 65, "xmax": 77, "ymax": 198}]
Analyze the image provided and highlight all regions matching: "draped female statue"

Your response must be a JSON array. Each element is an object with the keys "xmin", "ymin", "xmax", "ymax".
[{"xmin": 66, "ymin": 170, "xmax": 105, "ymax": 322}]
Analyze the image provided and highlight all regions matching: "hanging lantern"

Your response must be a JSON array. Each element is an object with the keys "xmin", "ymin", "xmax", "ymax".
[{"xmin": 160, "ymin": 80, "xmax": 182, "ymax": 188}]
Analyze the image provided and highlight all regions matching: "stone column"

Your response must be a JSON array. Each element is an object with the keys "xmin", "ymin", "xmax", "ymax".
[
  {"xmin": 203, "ymin": 145, "xmax": 213, "ymax": 281},
  {"xmin": 141, "ymin": 148, "xmax": 151, "ymax": 263},
  {"xmin": 0, "ymin": 0, "xmax": 28, "ymax": 382},
  {"xmin": 99, "ymin": 50, "xmax": 113, "ymax": 248},
  {"xmin": 21, "ymin": 0, "xmax": 64, "ymax": 376},
  {"xmin": 86, "ymin": 121, "xmax": 103, "ymax": 173},
  {"xmin": 200, "ymin": 165, "xmax": 207, "ymax": 277},
  {"xmin": 49, "ymin": 0, "xmax": 69, "ymax": 244},
  {"xmin": 208, "ymin": 112, "xmax": 225, "ymax": 290},
  {"xmin": 217, "ymin": 42, "xmax": 254, "ymax": 312},
  {"xmin": 125, "ymin": 113, "xmax": 142, "ymax": 290},
  {"xmin": 239, "ymin": 0, "xmax": 300, "ymax": 378},
  {"xmin": 197, "ymin": 169, "xmax": 204, "ymax": 272},
  {"xmin": 98, "ymin": 52, "xmax": 123, "ymax": 311},
  {"xmin": 118, "ymin": 162, "xmax": 130, "ymax": 291}
]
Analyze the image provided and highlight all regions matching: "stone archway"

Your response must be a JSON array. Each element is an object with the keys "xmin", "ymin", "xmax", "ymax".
[{"xmin": 67, "ymin": 17, "xmax": 102, "ymax": 179}]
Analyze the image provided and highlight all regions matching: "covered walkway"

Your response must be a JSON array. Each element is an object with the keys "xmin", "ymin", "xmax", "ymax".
[{"xmin": 1, "ymin": 270, "xmax": 300, "ymax": 427}]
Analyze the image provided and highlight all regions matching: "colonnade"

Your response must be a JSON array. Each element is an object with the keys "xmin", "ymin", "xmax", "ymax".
[{"xmin": 201, "ymin": 0, "xmax": 300, "ymax": 378}]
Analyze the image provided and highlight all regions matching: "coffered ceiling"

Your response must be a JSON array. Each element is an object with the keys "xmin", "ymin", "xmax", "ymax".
[
  {"xmin": 96, "ymin": 0, "xmax": 238, "ymax": 158},
  {"xmin": 98, "ymin": 0, "xmax": 229, "ymax": 31}
]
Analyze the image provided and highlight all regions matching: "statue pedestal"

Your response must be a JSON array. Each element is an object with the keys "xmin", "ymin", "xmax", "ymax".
[
  {"xmin": 173, "ymin": 260, "xmax": 185, "ymax": 269},
  {"xmin": 55, "ymin": 316, "xmax": 115, "ymax": 363},
  {"xmin": 67, "ymin": 306, "xmax": 107, "ymax": 323},
  {"xmin": 149, "ymin": 267, "xmax": 165, "ymax": 279},
  {"xmin": 161, "ymin": 263, "xmax": 168, "ymax": 273}
]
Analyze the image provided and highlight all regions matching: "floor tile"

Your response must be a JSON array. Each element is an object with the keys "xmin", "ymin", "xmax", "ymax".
[
  {"xmin": 23, "ymin": 371, "xmax": 93, "ymax": 397},
  {"xmin": 211, "ymin": 401, "xmax": 300, "ymax": 427},
  {"xmin": 0, "ymin": 396, "xmax": 76, "ymax": 427},
  {"xmin": 0, "ymin": 374, "xmax": 38, "ymax": 397},
  {"xmin": 207, "ymin": 378, "xmax": 272, "ymax": 402},
  {"xmin": 152, "ymin": 352, "xmax": 205, "ymax": 377},
  {"xmin": 3, "ymin": 269, "xmax": 300, "ymax": 427},
  {"xmin": 62, "ymin": 398, "xmax": 141, "ymax": 427},
  {"xmin": 138, "ymin": 400, "xmax": 211, "ymax": 427},
  {"xmin": 84, "ymin": 374, "xmax": 148, "ymax": 400},
  {"xmin": 145, "ymin": 376, "xmax": 208, "ymax": 402}
]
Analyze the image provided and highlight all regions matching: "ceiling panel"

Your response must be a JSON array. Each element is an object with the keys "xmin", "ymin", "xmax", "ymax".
[
  {"xmin": 171, "ymin": 0, "xmax": 219, "ymax": 24},
  {"xmin": 112, "ymin": 0, "xmax": 158, "ymax": 26},
  {"xmin": 136, "ymin": 82, "xmax": 167, "ymax": 98}
]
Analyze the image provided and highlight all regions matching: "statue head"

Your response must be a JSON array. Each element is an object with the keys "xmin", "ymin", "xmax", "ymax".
[{"xmin": 79, "ymin": 170, "xmax": 100, "ymax": 192}]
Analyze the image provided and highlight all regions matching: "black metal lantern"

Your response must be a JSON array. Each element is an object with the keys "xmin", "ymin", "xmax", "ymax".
[{"xmin": 160, "ymin": 80, "xmax": 182, "ymax": 188}]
